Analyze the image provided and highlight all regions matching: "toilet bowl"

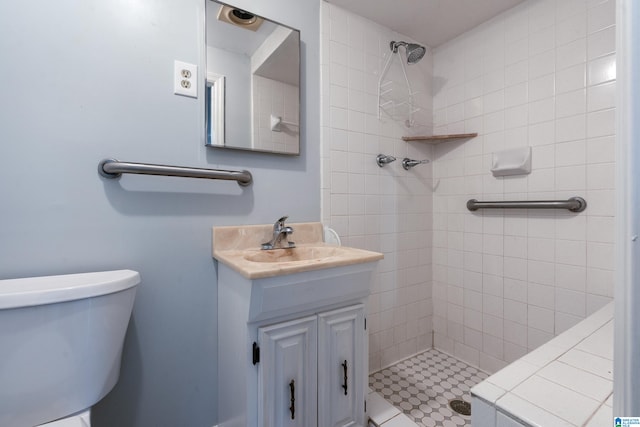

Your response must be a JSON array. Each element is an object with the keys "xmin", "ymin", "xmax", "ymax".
[{"xmin": 0, "ymin": 270, "xmax": 140, "ymax": 427}]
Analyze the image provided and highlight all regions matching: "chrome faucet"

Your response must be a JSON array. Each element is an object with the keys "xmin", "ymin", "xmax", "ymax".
[
  {"xmin": 261, "ymin": 216, "xmax": 295, "ymax": 250},
  {"xmin": 376, "ymin": 154, "xmax": 397, "ymax": 167}
]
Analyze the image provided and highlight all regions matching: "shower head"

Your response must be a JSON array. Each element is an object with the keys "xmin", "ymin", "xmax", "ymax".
[{"xmin": 390, "ymin": 41, "xmax": 426, "ymax": 64}]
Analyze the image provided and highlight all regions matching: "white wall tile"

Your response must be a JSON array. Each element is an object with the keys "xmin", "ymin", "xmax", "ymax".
[
  {"xmin": 558, "ymin": 0, "xmax": 587, "ymax": 21},
  {"xmin": 528, "ymin": 327, "xmax": 553, "ymax": 350},
  {"xmin": 529, "ymin": 29, "xmax": 555, "ymax": 56},
  {"xmin": 505, "ymin": 60, "xmax": 529, "ymax": 87},
  {"xmin": 556, "ymin": 63, "xmax": 587, "ymax": 94},
  {"xmin": 587, "ymin": 242, "xmax": 614, "ymax": 270},
  {"xmin": 511, "ymin": 375, "xmax": 600, "ymax": 426},
  {"xmin": 323, "ymin": 5, "xmax": 435, "ymax": 369},
  {"xmin": 528, "ymin": 169, "xmax": 555, "ymax": 192},
  {"xmin": 527, "ymin": 216, "xmax": 555, "ymax": 239},
  {"xmin": 586, "ymin": 189, "xmax": 615, "ymax": 216},
  {"xmin": 528, "ymin": 284, "xmax": 555, "ymax": 310},
  {"xmin": 504, "ymin": 259, "xmax": 527, "ymax": 282},
  {"xmin": 531, "ymin": 145, "xmax": 555, "ymax": 169},
  {"xmin": 527, "ymin": 238, "xmax": 555, "ymax": 262},
  {"xmin": 555, "ymin": 288, "xmax": 587, "ymax": 317},
  {"xmin": 528, "ymin": 74, "xmax": 555, "ymax": 101},
  {"xmin": 427, "ymin": 0, "xmax": 615, "ymax": 371},
  {"xmin": 505, "ymin": 82, "xmax": 529, "ymax": 108},
  {"xmin": 556, "ymin": 38, "xmax": 587, "ymax": 71},
  {"xmin": 529, "ymin": 51, "xmax": 555, "ymax": 79},
  {"xmin": 330, "ymin": 40, "xmax": 349, "ymax": 66},
  {"xmin": 504, "ymin": 280, "xmax": 527, "ymax": 305},
  {"xmin": 586, "ymin": 135, "xmax": 615, "ymax": 164},
  {"xmin": 587, "ymin": 108, "xmax": 615, "ymax": 138},
  {"xmin": 555, "ymin": 311, "xmax": 583, "ymax": 334},
  {"xmin": 587, "ymin": 54, "xmax": 616, "ymax": 86},
  {"xmin": 556, "ymin": 239, "xmax": 587, "ymax": 266},
  {"xmin": 555, "ymin": 140, "xmax": 586, "ymax": 167},
  {"xmin": 587, "ymin": 81, "xmax": 615, "ymax": 112},
  {"xmin": 555, "ymin": 114, "xmax": 586, "ymax": 142},
  {"xmin": 588, "ymin": 26, "xmax": 616, "ymax": 60},
  {"xmin": 556, "ymin": 214, "xmax": 587, "ymax": 241},
  {"xmin": 556, "ymin": 89, "xmax": 586, "ymax": 118},
  {"xmin": 505, "ymin": 9, "xmax": 529, "ymax": 41},
  {"xmin": 584, "ymin": 402, "xmax": 612, "ymax": 427},
  {"xmin": 556, "ymin": 13, "xmax": 587, "ymax": 46},
  {"xmin": 587, "ymin": 0, "xmax": 616, "ymax": 34},
  {"xmin": 497, "ymin": 393, "xmax": 575, "ymax": 426},
  {"xmin": 504, "ymin": 320, "xmax": 528, "ymax": 348},
  {"xmin": 587, "ymin": 216, "xmax": 614, "ymax": 243},
  {"xmin": 528, "ymin": 98, "xmax": 553, "ymax": 124},
  {"xmin": 555, "ymin": 264, "xmax": 587, "ymax": 293},
  {"xmin": 556, "ymin": 165, "xmax": 587, "ymax": 191},
  {"xmin": 485, "ymin": 70, "xmax": 506, "ymax": 95},
  {"xmin": 587, "ymin": 163, "xmax": 615, "ymax": 190}
]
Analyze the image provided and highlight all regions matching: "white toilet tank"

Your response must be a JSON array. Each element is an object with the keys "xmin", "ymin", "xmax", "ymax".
[{"xmin": 0, "ymin": 270, "xmax": 140, "ymax": 427}]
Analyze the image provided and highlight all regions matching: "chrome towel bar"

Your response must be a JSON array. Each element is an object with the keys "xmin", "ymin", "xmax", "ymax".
[
  {"xmin": 467, "ymin": 197, "xmax": 587, "ymax": 212},
  {"xmin": 98, "ymin": 158, "xmax": 252, "ymax": 187}
]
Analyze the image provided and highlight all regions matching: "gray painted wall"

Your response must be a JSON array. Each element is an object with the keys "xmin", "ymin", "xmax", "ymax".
[
  {"xmin": 0, "ymin": 0, "xmax": 319, "ymax": 426},
  {"xmin": 207, "ymin": 46, "xmax": 252, "ymax": 149}
]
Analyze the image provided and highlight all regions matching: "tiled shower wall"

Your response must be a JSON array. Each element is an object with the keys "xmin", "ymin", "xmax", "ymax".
[
  {"xmin": 252, "ymin": 75, "xmax": 299, "ymax": 154},
  {"xmin": 431, "ymin": 0, "xmax": 616, "ymax": 373},
  {"xmin": 320, "ymin": 2, "xmax": 435, "ymax": 372}
]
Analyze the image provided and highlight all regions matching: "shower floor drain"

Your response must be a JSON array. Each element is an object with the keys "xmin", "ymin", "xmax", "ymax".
[{"xmin": 449, "ymin": 399, "xmax": 471, "ymax": 416}]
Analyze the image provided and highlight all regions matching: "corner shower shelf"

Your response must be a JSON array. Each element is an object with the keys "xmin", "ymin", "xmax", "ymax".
[{"xmin": 401, "ymin": 133, "xmax": 478, "ymax": 144}]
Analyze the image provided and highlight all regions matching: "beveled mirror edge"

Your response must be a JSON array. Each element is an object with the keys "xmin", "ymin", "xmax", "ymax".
[{"xmin": 203, "ymin": 0, "xmax": 302, "ymax": 156}]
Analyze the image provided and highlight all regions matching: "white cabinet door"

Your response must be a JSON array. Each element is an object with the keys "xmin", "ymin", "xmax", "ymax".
[
  {"xmin": 318, "ymin": 304, "xmax": 366, "ymax": 427},
  {"xmin": 258, "ymin": 316, "xmax": 318, "ymax": 427}
]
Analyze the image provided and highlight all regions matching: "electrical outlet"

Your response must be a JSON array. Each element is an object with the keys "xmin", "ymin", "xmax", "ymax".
[{"xmin": 174, "ymin": 60, "xmax": 197, "ymax": 98}]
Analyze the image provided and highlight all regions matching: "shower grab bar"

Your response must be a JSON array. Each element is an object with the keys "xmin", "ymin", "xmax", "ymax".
[
  {"xmin": 466, "ymin": 197, "xmax": 587, "ymax": 212},
  {"xmin": 98, "ymin": 158, "xmax": 252, "ymax": 187}
]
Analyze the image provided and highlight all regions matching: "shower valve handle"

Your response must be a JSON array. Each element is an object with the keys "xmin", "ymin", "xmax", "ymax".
[{"xmin": 402, "ymin": 158, "xmax": 430, "ymax": 170}]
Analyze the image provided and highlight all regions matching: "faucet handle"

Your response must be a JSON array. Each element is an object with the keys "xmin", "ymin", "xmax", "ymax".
[
  {"xmin": 402, "ymin": 158, "xmax": 430, "ymax": 170},
  {"xmin": 274, "ymin": 216, "xmax": 289, "ymax": 230}
]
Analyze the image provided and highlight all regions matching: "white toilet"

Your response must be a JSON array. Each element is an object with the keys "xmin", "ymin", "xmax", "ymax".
[{"xmin": 0, "ymin": 269, "xmax": 140, "ymax": 427}]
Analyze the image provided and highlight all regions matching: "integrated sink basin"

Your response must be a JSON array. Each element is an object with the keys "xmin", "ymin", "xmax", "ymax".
[
  {"xmin": 243, "ymin": 246, "xmax": 345, "ymax": 263},
  {"xmin": 212, "ymin": 222, "xmax": 383, "ymax": 279}
]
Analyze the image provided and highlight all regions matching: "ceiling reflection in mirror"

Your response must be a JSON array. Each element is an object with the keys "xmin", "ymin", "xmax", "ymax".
[{"xmin": 205, "ymin": 1, "xmax": 300, "ymax": 155}]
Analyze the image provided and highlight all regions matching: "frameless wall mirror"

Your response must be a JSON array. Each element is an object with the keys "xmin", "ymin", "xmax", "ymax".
[{"xmin": 205, "ymin": 0, "xmax": 301, "ymax": 155}]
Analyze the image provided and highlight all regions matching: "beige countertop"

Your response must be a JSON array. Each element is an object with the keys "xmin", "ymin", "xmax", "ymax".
[{"xmin": 212, "ymin": 222, "xmax": 383, "ymax": 279}]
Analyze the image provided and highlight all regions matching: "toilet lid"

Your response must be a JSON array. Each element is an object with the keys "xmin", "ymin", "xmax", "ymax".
[{"xmin": 0, "ymin": 270, "xmax": 139, "ymax": 309}]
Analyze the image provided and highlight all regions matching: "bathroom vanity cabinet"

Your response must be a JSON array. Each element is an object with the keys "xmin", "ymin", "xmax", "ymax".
[
  {"xmin": 216, "ymin": 262, "xmax": 373, "ymax": 427},
  {"xmin": 212, "ymin": 222, "xmax": 382, "ymax": 427},
  {"xmin": 257, "ymin": 304, "xmax": 365, "ymax": 426}
]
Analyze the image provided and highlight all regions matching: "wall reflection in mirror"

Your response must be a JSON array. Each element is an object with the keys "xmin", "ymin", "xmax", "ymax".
[{"xmin": 205, "ymin": 0, "xmax": 300, "ymax": 155}]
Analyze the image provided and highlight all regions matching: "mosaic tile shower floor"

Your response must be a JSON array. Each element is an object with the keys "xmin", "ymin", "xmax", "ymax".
[{"xmin": 369, "ymin": 349, "xmax": 489, "ymax": 427}]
